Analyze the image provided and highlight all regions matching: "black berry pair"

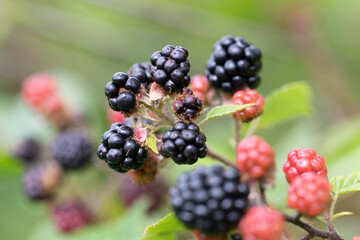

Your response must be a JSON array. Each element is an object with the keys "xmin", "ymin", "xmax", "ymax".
[
  {"xmin": 128, "ymin": 62, "xmax": 153, "ymax": 89},
  {"xmin": 105, "ymin": 72, "xmax": 141, "ymax": 114},
  {"xmin": 160, "ymin": 121, "xmax": 207, "ymax": 164},
  {"xmin": 97, "ymin": 123, "xmax": 148, "ymax": 173},
  {"xmin": 206, "ymin": 35, "xmax": 262, "ymax": 92},
  {"xmin": 150, "ymin": 45, "xmax": 191, "ymax": 93}
]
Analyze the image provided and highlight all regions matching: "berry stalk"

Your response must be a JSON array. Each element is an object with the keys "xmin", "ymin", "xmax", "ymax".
[{"xmin": 206, "ymin": 148, "xmax": 237, "ymax": 170}]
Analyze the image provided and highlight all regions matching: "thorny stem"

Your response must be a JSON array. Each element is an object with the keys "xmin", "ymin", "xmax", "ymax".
[
  {"xmin": 284, "ymin": 214, "xmax": 344, "ymax": 240},
  {"xmin": 139, "ymin": 100, "xmax": 173, "ymax": 125},
  {"xmin": 207, "ymin": 148, "xmax": 237, "ymax": 170},
  {"xmin": 234, "ymin": 119, "xmax": 241, "ymax": 144}
]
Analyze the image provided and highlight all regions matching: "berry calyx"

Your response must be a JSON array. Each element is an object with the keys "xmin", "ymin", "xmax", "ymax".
[
  {"xmin": 236, "ymin": 136, "xmax": 275, "ymax": 179},
  {"xmin": 283, "ymin": 148, "xmax": 327, "ymax": 183},
  {"xmin": 170, "ymin": 166, "xmax": 249, "ymax": 234},
  {"xmin": 52, "ymin": 202, "xmax": 91, "ymax": 233},
  {"xmin": 205, "ymin": 35, "xmax": 262, "ymax": 92},
  {"xmin": 232, "ymin": 89, "xmax": 264, "ymax": 122},
  {"xmin": 287, "ymin": 172, "xmax": 331, "ymax": 217},
  {"xmin": 239, "ymin": 206, "xmax": 284, "ymax": 240},
  {"xmin": 160, "ymin": 122, "xmax": 207, "ymax": 165},
  {"xmin": 150, "ymin": 45, "xmax": 191, "ymax": 93}
]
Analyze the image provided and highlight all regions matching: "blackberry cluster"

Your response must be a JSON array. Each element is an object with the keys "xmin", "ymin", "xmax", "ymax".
[
  {"xmin": 160, "ymin": 122, "xmax": 207, "ymax": 165},
  {"xmin": 170, "ymin": 166, "xmax": 249, "ymax": 234},
  {"xmin": 205, "ymin": 35, "xmax": 262, "ymax": 92},
  {"xmin": 105, "ymin": 72, "xmax": 141, "ymax": 114},
  {"xmin": 23, "ymin": 161, "xmax": 63, "ymax": 200},
  {"xmin": 128, "ymin": 62, "xmax": 153, "ymax": 88},
  {"xmin": 13, "ymin": 138, "xmax": 41, "ymax": 162},
  {"xmin": 150, "ymin": 45, "xmax": 191, "ymax": 93},
  {"xmin": 97, "ymin": 123, "xmax": 148, "ymax": 173},
  {"xmin": 172, "ymin": 88, "xmax": 204, "ymax": 120},
  {"xmin": 52, "ymin": 129, "xmax": 93, "ymax": 169},
  {"xmin": 52, "ymin": 202, "xmax": 91, "ymax": 233}
]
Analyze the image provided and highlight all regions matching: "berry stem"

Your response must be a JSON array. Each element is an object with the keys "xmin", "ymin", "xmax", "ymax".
[
  {"xmin": 139, "ymin": 100, "xmax": 173, "ymax": 125},
  {"xmin": 234, "ymin": 119, "xmax": 241, "ymax": 144},
  {"xmin": 258, "ymin": 182, "xmax": 267, "ymax": 205},
  {"xmin": 244, "ymin": 116, "xmax": 261, "ymax": 139},
  {"xmin": 284, "ymin": 213, "xmax": 344, "ymax": 240},
  {"xmin": 300, "ymin": 233, "xmax": 313, "ymax": 240},
  {"xmin": 207, "ymin": 148, "xmax": 237, "ymax": 170},
  {"xmin": 329, "ymin": 194, "xmax": 338, "ymax": 221}
]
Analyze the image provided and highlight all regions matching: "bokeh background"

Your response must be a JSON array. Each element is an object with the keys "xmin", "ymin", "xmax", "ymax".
[{"xmin": 1, "ymin": 0, "xmax": 360, "ymax": 239}]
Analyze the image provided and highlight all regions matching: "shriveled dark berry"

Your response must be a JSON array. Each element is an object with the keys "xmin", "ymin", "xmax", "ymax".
[
  {"xmin": 13, "ymin": 138, "xmax": 41, "ymax": 163},
  {"xmin": 206, "ymin": 35, "xmax": 262, "ymax": 92},
  {"xmin": 172, "ymin": 93, "xmax": 203, "ymax": 121}
]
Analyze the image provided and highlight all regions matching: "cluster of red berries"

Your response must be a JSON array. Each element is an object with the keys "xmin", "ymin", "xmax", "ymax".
[{"xmin": 232, "ymin": 89, "xmax": 264, "ymax": 122}]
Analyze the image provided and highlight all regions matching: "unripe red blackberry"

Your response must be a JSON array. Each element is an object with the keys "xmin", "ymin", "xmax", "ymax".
[
  {"xmin": 128, "ymin": 62, "xmax": 153, "ymax": 88},
  {"xmin": 107, "ymin": 107, "xmax": 125, "ymax": 125},
  {"xmin": 170, "ymin": 166, "xmax": 249, "ymax": 234},
  {"xmin": 52, "ymin": 201, "xmax": 91, "ymax": 233},
  {"xmin": 287, "ymin": 173, "xmax": 331, "ymax": 217},
  {"xmin": 192, "ymin": 230, "xmax": 227, "ymax": 240},
  {"xmin": 97, "ymin": 123, "xmax": 148, "ymax": 173},
  {"xmin": 205, "ymin": 35, "xmax": 262, "ymax": 92},
  {"xmin": 160, "ymin": 122, "xmax": 207, "ymax": 165},
  {"xmin": 150, "ymin": 45, "xmax": 191, "ymax": 93},
  {"xmin": 239, "ymin": 206, "xmax": 284, "ymax": 240},
  {"xmin": 172, "ymin": 90, "xmax": 204, "ymax": 121},
  {"xmin": 352, "ymin": 236, "xmax": 360, "ymax": 240},
  {"xmin": 190, "ymin": 75, "xmax": 210, "ymax": 102},
  {"xmin": 23, "ymin": 161, "xmax": 63, "ymax": 200},
  {"xmin": 52, "ymin": 129, "xmax": 93, "ymax": 170},
  {"xmin": 236, "ymin": 136, "xmax": 275, "ymax": 179},
  {"xmin": 105, "ymin": 72, "xmax": 140, "ymax": 115},
  {"xmin": 13, "ymin": 138, "xmax": 41, "ymax": 163},
  {"xmin": 232, "ymin": 89, "xmax": 264, "ymax": 122},
  {"xmin": 283, "ymin": 148, "xmax": 327, "ymax": 183},
  {"xmin": 120, "ymin": 174, "xmax": 168, "ymax": 212}
]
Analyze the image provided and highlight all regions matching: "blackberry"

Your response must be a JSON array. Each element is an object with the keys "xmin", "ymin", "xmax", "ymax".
[
  {"xmin": 13, "ymin": 138, "xmax": 41, "ymax": 162},
  {"xmin": 105, "ymin": 72, "xmax": 140, "ymax": 114},
  {"xmin": 160, "ymin": 122, "xmax": 207, "ymax": 165},
  {"xmin": 52, "ymin": 201, "xmax": 91, "ymax": 233},
  {"xmin": 172, "ymin": 89, "xmax": 203, "ymax": 121},
  {"xmin": 150, "ymin": 45, "xmax": 191, "ymax": 93},
  {"xmin": 128, "ymin": 62, "xmax": 153, "ymax": 88},
  {"xmin": 170, "ymin": 166, "xmax": 249, "ymax": 234},
  {"xmin": 23, "ymin": 161, "xmax": 63, "ymax": 200},
  {"xmin": 97, "ymin": 123, "xmax": 148, "ymax": 173},
  {"xmin": 205, "ymin": 35, "xmax": 262, "ymax": 92},
  {"xmin": 52, "ymin": 129, "xmax": 93, "ymax": 169}
]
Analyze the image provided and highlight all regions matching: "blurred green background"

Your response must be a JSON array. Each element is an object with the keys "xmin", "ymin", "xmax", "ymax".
[{"xmin": 1, "ymin": 0, "xmax": 360, "ymax": 239}]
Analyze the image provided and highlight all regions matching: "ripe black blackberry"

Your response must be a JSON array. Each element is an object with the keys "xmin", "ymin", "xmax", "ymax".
[
  {"xmin": 23, "ymin": 161, "xmax": 63, "ymax": 200},
  {"xmin": 150, "ymin": 45, "xmax": 191, "ymax": 93},
  {"xmin": 128, "ymin": 62, "xmax": 153, "ymax": 88},
  {"xmin": 205, "ymin": 35, "xmax": 262, "ymax": 92},
  {"xmin": 13, "ymin": 138, "xmax": 41, "ymax": 162},
  {"xmin": 160, "ymin": 121, "xmax": 207, "ymax": 165},
  {"xmin": 97, "ymin": 123, "xmax": 148, "ymax": 173},
  {"xmin": 105, "ymin": 72, "xmax": 141, "ymax": 114},
  {"xmin": 172, "ymin": 88, "xmax": 203, "ymax": 120},
  {"xmin": 52, "ymin": 129, "xmax": 93, "ymax": 169},
  {"xmin": 170, "ymin": 166, "xmax": 249, "ymax": 234}
]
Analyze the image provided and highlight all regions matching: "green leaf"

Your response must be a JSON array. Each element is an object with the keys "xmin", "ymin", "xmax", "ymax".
[
  {"xmin": 142, "ymin": 213, "xmax": 188, "ymax": 240},
  {"xmin": 145, "ymin": 134, "xmax": 159, "ymax": 154},
  {"xmin": 200, "ymin": 104, "xmax": 255, "ymax": 125},
  {"xmin": 330, "ymin": 171, "xmax": 360, "ymax": 195},
  {"xmin": 331, "ymin": 211, "xmax": 353, "ymax": 222},
  {"xmin": 259, "ymin": 82, "xmax": 312, "ymax": 128}
]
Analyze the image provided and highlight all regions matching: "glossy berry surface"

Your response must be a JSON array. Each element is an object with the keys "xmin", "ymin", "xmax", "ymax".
[
  {"xmin": 232, "ymin": 89, "xmax": 264, "ymax": 122},
  {"xmin": 283, "ymin": 148, "xmax": 327, "ymax": 183},
  {"xmin": 190, "ymin": 75, "xmax": 210, "ymax": 102},
  {"xmin": 172, "ymin": 91, "xmax": 203, "ymax": 120},
  {"xmin": 205, "ymin": 35, "xmax": 262, "ymax": 92},
  {"xmin": 97, "ymin": 123, "xmax": 147, "ymax": 173},
  {"xmin": 128, "ymin": 62, "xmax": 153, "ymax": 88},
  {"xmin": 150, "ymin": 45, "xmax": 191, "ymax": 93},
  {"xmin": 52, "ymin": 202, "xmax": 91, "ymax": 233},
  {"xmin": 160, "ymin": 122, "xmax": 207, "ymax": 165},
  {"xmin": 239, "ymin": 206, "xmax": 284, "ymax": 240},
  {"xmin": 105, "ymin": 72, "xmax": 140, "ymax": 114},
  {"xmin": 287, "ymin": 172, "xmax": 331, "ymax": 217},
  {"xmin": 236, "ymin": 136, "xmax": 275, "ymax": 179},
  {"xmin": 23, "ymin": 161, "xmax": 63, "ymax": 200},
  {"xmin": 52, "ymin": 129, "xmax": 93, "ymax": 169},
  {"xmin": 170, "ymin": 166, "xmax": 249, "ymax": 234}
]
